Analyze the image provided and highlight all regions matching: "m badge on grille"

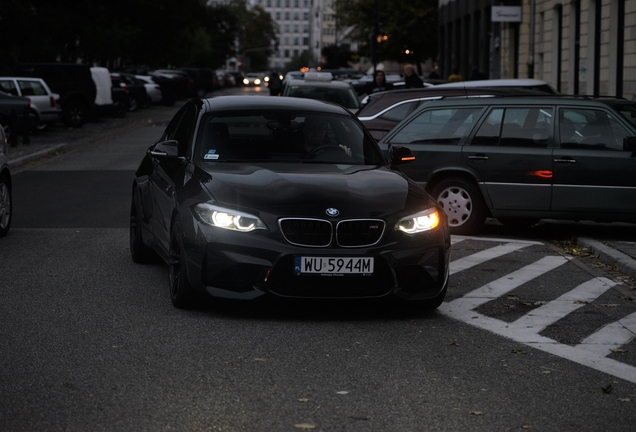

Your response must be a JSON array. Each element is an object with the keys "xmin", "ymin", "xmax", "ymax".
[{"xmin": 325, "ymin": 208, "xmax": 339, "ymax": 217}]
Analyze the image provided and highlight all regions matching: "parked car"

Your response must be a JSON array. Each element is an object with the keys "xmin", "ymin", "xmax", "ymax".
[
  {"xmin": 134, "ymin": 75, "xmax": 162, "ymax": 104},
  {"xmin": 16, "ymin": 63, "xmax": 97, "ymax": 128},
  {"xmin": 0, "ymin": 91, "xmax": 34, "ymax": 144},
  {"xmin": 111, "ymin": 73, "xmax": 149, "ymax": 111},
  {"xmin": 281, "ymin": 72, "xmax": 361, "ymax": 113},
  {"xmin": 224, "ymin": 70, "xmax": 245, "ymax": 88},
  {"xmin": 180, "ymin": 68, "xmax": 216, "ymax": 97},
  {"xmin": 434, "ymin": 78, "xmax": 558, "ymax": 94},
  {"xmin": 0, "ymin": 77, "xmax": 61, "ymax": 130},
  {"xmin": 357, "ymin": 86, "xmax": 546, "ymax": 140},
  {"xmin": 91, "ymin": 67, "xmax": 126, "ymax": 118},
  {"xmin": 149, "ymin": 70, "xmax": 192, "ymax": 106},
  {"xmin": 378, "ymin": 95, "xmax": 636, "ymax": 234},
  {"xmin": 0, "ymin": 125, "xmax": 11, "ymax": 237},
  {"xmin": 130, "ymin": 96, "xmax": 450, "ymax": 309}
]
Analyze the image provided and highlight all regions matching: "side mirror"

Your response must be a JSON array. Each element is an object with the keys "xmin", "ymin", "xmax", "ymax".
[
  {"xmin": 624, "ymin": 136, "xmax": 636, "ymax": 152},
  {"xmin": 150, "ymin": 140, "xmax": 181, "ymax": 159},
  {"xmin": 390, "ymin": 145, "xmax": 416, "ymax": 166}
]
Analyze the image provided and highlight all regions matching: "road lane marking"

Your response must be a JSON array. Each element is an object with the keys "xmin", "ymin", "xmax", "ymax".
[
  {"xmin": 511, "ymin": 277, "xmax": 617, "ymax": 333},
  {"xmin": 576, "ymin": 311, "xmax": 636, "ymax": 356},
  {"xmin": 450, "ymin": 242, "xmax": 533, "ymax": 275},
  {"xmin": 443, "ymin": 241, "xmax": 636, "ymax": 384}
]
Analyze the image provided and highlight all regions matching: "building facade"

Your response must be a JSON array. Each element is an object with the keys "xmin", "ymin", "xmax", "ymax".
[{"xmin": 438, "ymin": 0, "xmax": 636, "ymax": 99}]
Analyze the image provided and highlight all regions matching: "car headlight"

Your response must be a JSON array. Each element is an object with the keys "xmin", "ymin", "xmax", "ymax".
[
  {"xmin": 396, "ymin": 208, "xmax": 440, "ymax": 234},
  {"xmin": 193, "ymin": 204, "xmax": 267, "ymax": 232},
  {"xmin": 243, "ymin": 78, "xmax": 249, "ymax": 85},
  {"xmin": 264, "ymin": 76, "xmax": 270, "ymax": 82},
  {"xmin": 254, "ymin": 78, "xmax": 261, "ymax": 85}
]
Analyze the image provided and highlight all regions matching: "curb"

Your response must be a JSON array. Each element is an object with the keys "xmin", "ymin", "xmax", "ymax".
[
  {"xmin": 8, "ymin": 143, "xmax": 68, "ymax": 169},
  {"xmin": 577, "ymin": 237, "xmax": 636, "ymax": 281}
]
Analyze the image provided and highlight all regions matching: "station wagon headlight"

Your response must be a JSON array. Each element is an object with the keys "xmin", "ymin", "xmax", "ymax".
[
  {"xmin": 396, "ymin": 208, "xmax": 440, "ymax": 234},
  {"xmin": 193, "ymin": 204, "xmax": 267, "ymax": 232}
]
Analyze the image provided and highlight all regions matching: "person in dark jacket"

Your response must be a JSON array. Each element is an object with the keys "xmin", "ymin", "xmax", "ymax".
[
  {"xmin": 268, "ymin": 70, "xmax": 282, "ymax": 96},
  {"xmin": 365, "ymin": 70, "xmax": 393, "ymax": 95},
  {"xmin": 403, "ymin": 64, "xmax": 424, "ymax": 88}
]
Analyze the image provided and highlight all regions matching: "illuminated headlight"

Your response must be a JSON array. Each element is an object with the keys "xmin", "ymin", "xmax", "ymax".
[
  {"xmin": 193, "ymin": 204, "xmax": 267, "ymax": 232},
  {"xmin": 264, "ymin": 76, "xmax": 270, "ymax": 82},
  {"xmin": 243, "ymin": 78, "xmax": 249, "ymax": 85},
  {"xmin": 396, "ymin": 208, "xmax": 440, "ymax": 234},
  {"xmin": 255, "ymin": 79, "xmax": 261, "ymax": 85}
]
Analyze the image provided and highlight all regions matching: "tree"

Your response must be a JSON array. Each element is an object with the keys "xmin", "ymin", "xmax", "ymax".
[{"xmin": 337, "ymin": 0, "xmax": 438, "ymax": 69}]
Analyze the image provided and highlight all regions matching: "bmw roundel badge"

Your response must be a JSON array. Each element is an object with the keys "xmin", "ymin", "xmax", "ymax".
[{"xmin": 325, "ymin": 208, "xmax": 339, "ymax": 217}]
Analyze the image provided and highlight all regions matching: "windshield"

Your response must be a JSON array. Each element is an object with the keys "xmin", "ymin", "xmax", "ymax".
[{"xmin": 195, "ymin": 110, "xmax": 384, "ymax": 165}]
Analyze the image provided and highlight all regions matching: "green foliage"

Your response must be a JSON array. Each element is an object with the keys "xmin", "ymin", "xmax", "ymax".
[
  {"xmin": 337, "ymin": 0, "xmax": 438, "ymax": 65},
  {"xmin": 321, "ymin": 45, "xmax": 355, "ymax": 69},
  {"xmin": 0, "ymin": 0, "xmax": 275, "ymax": 72}
]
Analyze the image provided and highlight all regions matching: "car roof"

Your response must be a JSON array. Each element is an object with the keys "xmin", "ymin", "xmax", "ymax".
[
  {"xmin": 203, "ymin": 95, "xmax": 353, "ymax": 114},
  {"xmin": 436, "ymin": 78, "xmax": 551, "ymax": 88},
  {"xmin": 286, "ymin": 79, "xmax": 353, "ymax": 89},
  {"xmin": 417, "ymin": 95, "xmax": 628, "ymax": 108}
]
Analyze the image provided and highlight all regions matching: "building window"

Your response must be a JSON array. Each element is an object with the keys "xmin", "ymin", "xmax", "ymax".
[
  {"xmin": 285, "ymin": 0, "xmax": 290, "ymax": 6},
  {"xmin": 294, "ymin": 12, "xmax": 299, "ymax": 20},
  {"xmin": 266, "ymin": 0, "xmax": 271, "ymax": 6},
  {"xmin": 303, "ymin": 12, "xmax": 309, "ymax": 20},
  {"xmin": 294, "ymin": 24, "xmax": 299, "ymax": 33},
  {"xmin": 276, "ymin": 12, "xmax": 280, "ymax": 19},
  {"xmin": 284, "ymin": 24, "xmax": 290, "ymax": 33},
  {"xmin": 293, "ymin": 49, "xmax": 299, "ymax": 57},
  {"xmin": 294, "ymin": 0, "xmax": 299, "ymax": 6},
  {"xmin": 276, "ymin": 0, "xmax": 281, "ymax": 6},
  {"xmin": 285, "ymin": 12, "xmax": 290, "ymax": 20},
  {"xmin": 294, "ymin": 37, "xmax": 299, "ymax": 45},
  {"xmin": 303, "ymin": 37, "xmax": 309, "ymax": 46},
  {"xmin": 284, "ymin": 49, "xmax": 290, "ymax": 58}
]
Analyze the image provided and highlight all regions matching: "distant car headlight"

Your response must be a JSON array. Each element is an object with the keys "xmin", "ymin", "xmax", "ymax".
[
  {"xmin": 264, "ymin": 76, "xmax": 270, "ymax": 82},
  {"xmin": 254, "ymin": 79, "xmax": 261, "ymax": 85},
  {"xmin": 193, "ymin": 204, "xmax": 267, "ymax": 232},
  {"xmin": 243, "ymin": 78, "xmax": 249, "ymax": 85},
  {"xmin": 396, "ymin": 208, "xmax": 440, "ymax": 234}
]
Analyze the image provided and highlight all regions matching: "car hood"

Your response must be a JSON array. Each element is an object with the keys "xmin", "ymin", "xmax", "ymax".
[{"xmin": 196, "ymin": 163, "xmax": 431, "ymax": 218}]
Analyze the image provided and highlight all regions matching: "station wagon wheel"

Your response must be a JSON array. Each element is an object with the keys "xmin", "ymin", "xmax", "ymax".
[
  {"xmin": 129, "ymin": 190, "xmax": 156, "ymax": 263},
  {"xmin": 62, "ymin": 100, "xmax": 88, "ymax": 128},
  {"xmin": 431, "ymin": 177, "xmax": 487, "ymax": 235},
  {"xmin": 0, "ymin": 176, "xmax": 11, "ymax": 237},
  {"xmin": 168, "ymin": 223, "xmax": 196, "ymax": 309}
]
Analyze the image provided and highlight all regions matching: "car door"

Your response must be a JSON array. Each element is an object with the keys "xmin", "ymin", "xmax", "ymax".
[
  {"xmin": 463, "ymin": 105, "xmax": 555, "ymax": 211},
  {"xmin": 552, "ymin": 106, "xmax": 636, "ymax": 213},
  {"xmin": 381, "ymin": 105, "xmax": 485, "ymax": 187},
  {"xmin": 149, "ymin": 105, "xmax": 197, "ymax": 253}
]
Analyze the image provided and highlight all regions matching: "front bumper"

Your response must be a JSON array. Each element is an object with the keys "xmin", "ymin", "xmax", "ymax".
[{"xmin": 182, "ymin": 215, "xmax": 450, "ymax": 301}]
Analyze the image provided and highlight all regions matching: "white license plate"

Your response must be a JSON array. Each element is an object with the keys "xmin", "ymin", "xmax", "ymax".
[{"xmin": 294, "ymin": 256, "xmax": 374, "ymax": 276}]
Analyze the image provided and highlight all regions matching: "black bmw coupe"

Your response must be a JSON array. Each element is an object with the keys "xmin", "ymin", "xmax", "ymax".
[{"xmin": 130, "ymin": 96, "xmax": 450, "ymax": 309}]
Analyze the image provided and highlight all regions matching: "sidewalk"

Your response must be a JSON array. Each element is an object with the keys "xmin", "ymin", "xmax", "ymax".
[{"xmin": 576, "ymin": 238, "xmax": 636, "ymax": 282}]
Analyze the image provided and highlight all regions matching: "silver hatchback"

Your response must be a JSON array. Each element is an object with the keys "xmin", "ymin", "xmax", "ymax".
[{"xmin": 0, "ymin": 77, "xmax": 62, "ymax": 130}]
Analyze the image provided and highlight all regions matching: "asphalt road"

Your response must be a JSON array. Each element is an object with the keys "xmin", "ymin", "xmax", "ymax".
[{"xmin": 1, "ymin": 88, "xmax": 636, "ymax": 431}]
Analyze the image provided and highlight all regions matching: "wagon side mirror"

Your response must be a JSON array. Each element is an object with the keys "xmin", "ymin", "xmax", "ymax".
[{"xmin": 390, "ymin": 145, "xmax": 416, "ymax": 166}]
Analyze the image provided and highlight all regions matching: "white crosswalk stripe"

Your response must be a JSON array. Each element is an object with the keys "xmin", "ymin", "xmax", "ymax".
[{"xmin": 441, "ymin": 236, "xmax": 636, "ymax": 384}]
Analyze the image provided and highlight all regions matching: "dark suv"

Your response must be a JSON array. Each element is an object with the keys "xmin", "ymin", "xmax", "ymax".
[
  {"xmin": 379, "ymin": 96, "xmax": 636, "ymax": 234},
  {"xmin": 16, "ymin": 63, "xmax": 96, "ymax": 128}
]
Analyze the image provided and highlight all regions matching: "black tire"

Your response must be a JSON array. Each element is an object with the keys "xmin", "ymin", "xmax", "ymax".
[
  {"xmin": 498, "ymin": 218, "xmax": 540, "ymax": 229},
  {"xmin": 431, "ymin": 177, "xmax": 487, "ymax": 235},
  {"xmin": 112, "ymin": 101, "xmax": 127, "ymax": 118},
  {"xmin": 62, "ymin": 100, "xmax": 88, "ymax": 128},
  {"xmin": 130, "ymin": 191, "xmax": 156, "ymax": 263},
  {"xmin": 0, "ymin": 175, "xmax": 12, "ymax": 238},
  {"xmin": 168, "ymin": 223, "xmax": 196, "ymax": 309}
]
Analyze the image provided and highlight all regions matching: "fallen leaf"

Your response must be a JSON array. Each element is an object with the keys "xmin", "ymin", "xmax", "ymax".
[
  {"xmin": 449, "ymin": 340, "xmax": 460, "ymax": 346},
  {"xmin": 522, "ymin": 426, "xmax": 534, "ymax": 430},
  {"xmin": 601, "ymin": 304, "xmax": 620, "ymax": 307},
  {"xmin": 618, "ymin": 398, "xmax": 631, "ymax": 402},
  {"xmin": 469, "ymin": 411, "xmax": 484, "ymax": 415},
  {"xmin": 610, "ymin": 349, "xmax": 628, "ymax": 353},
  {"xmin": 621, "ymin": 296, "xmax": 634, "ymax": 301},
  {"xmin": 336, "ymin": 391, "xmax": 349, "ymax": 395},
  {"xmin": 49, "ymin": 274, "xmax": 58, "ymax": 277},
  {"xmin": 534, "ymin": 301, "xmax": 547, "ymax": 306},
  {"xmin": 511, "ymin": 349, "xmax": 526, "ymax": 354},
  {"xmin": 254, "ymin": 358, "xmax": 267, "ymax": 362},
  {"xmin": 294, "ymin": 423, "xmax": 317, "ymax": 430},
  {"xmin": 573, "ymin": 300, "xmax": 589, "ymax": 305},
  {"xmin": 602, "ymin": 384, "xmax": 614, "ymax": 394},
  {"xmin": 542, "ymin": 371, "xmax": 551, "ymax": 374},
  {"xmin": 298, "ymin": 398, "xmax": 309, "ymax": 403}
]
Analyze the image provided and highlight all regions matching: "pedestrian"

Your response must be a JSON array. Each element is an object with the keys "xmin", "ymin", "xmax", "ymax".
[
  {"xmin": 403, "ymin": 64, "xmax": 424, "ymax": 88},
  {"xmin": 365, "ymin": 70, "xmax": 393, "ymax": 95},
  {"xmin": 268, "ymin": 70, "xmax": 282, "ymax": 96}
]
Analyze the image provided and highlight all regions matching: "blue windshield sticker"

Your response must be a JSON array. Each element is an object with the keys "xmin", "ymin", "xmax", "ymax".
[{"xmin": 207, "ymin": 149, "xmax": 217, "ymax": 154}]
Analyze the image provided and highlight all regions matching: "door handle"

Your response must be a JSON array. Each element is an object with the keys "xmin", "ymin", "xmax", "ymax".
[
  {"xmin": 468, "ymin": 154, "xmax": 489, "ymax": 160},
  {"xmin": 554, "ymin": 157, "xmax": 576, "ymax": 163}
]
